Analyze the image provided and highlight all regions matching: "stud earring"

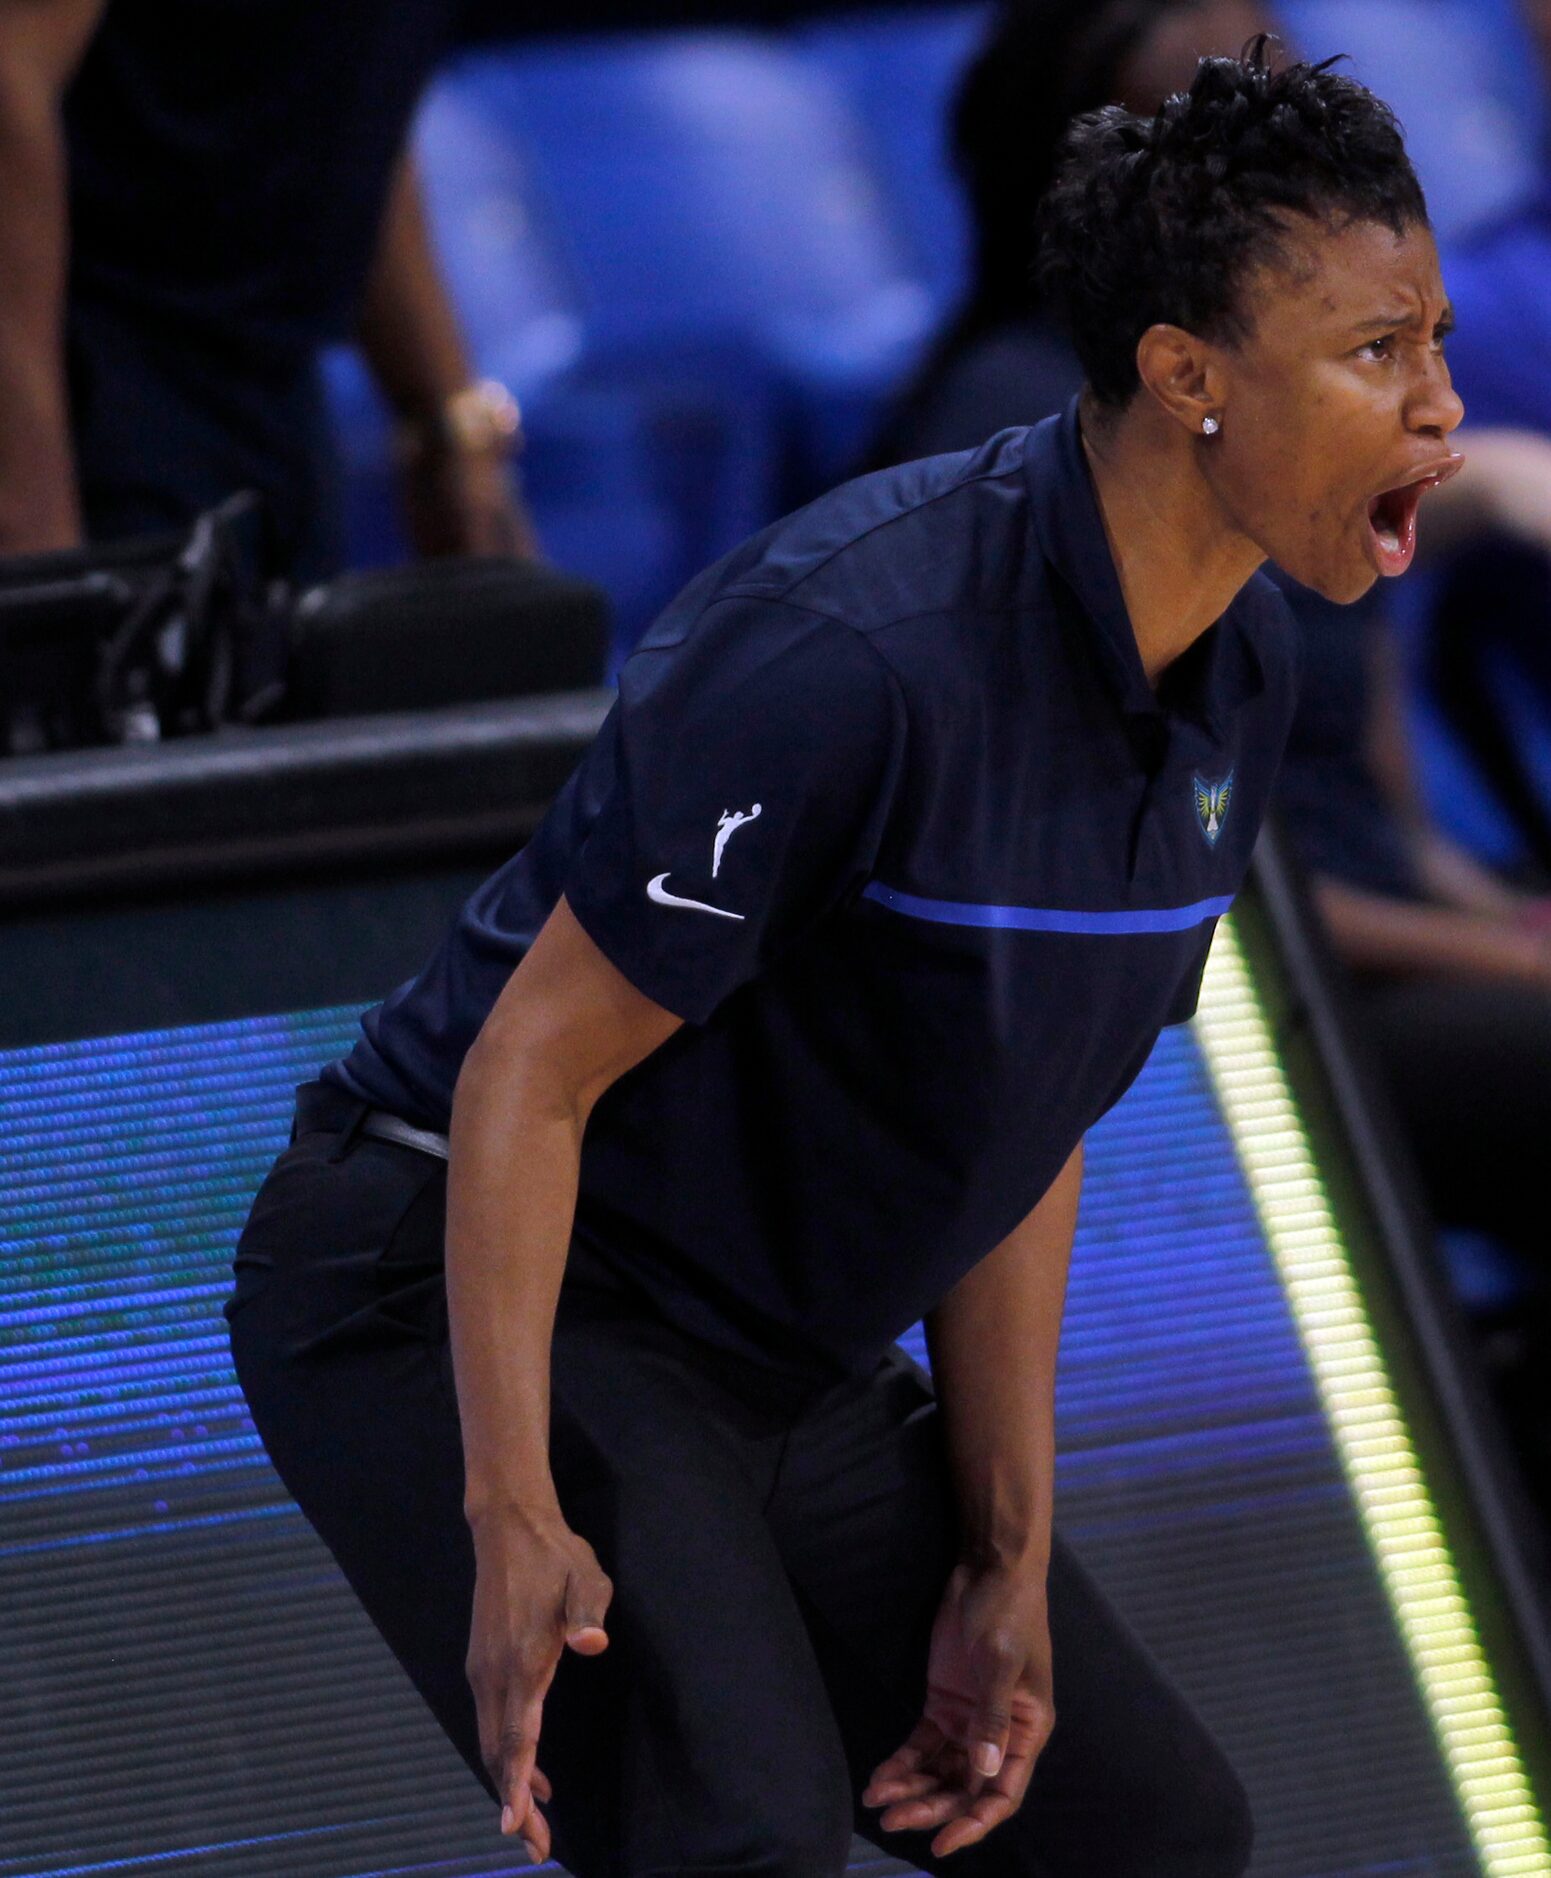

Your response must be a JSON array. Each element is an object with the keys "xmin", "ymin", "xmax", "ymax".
[{"xmin": 1201, "ymin": 414, "xmax": 1221, "ymax": 436}]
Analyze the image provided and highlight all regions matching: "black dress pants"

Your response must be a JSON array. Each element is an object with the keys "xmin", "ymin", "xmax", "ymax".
[{"xmin": 224, "ymin": 1082, "xmax": 1253, "ymax": 1878}]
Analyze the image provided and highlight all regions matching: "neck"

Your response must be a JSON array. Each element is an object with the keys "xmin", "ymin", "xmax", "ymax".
[{"xmin": 1078, "ymin": 390, "xmax": 1265, "ymax": 687}]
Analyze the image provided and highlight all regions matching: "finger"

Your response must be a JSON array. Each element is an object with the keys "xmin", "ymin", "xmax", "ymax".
[
  {"xmin": 862, "ymin": 1767, "xmax": 940, "ymax": 1807},
  {"xmin": 865, "ymin": 1717, "xmax": 945, "ymax": 1792},
  {"xmin": 879, "ymin": 1788, "xmax": 972, "ymax": 1835},
  {"xmin": 868, "ymin": 1766, "xmax": 958, "ymax": 1813},
  {"xmin": 865, "ymin": 1720, "xmax": 975, "ymax": 1812},
  {"xmin": 931, "ymin": 1727, "xmax": 1049, "ymax": 1860},
  {"xmin": 521, "ymin": 1790, "xmax": 552, "ymax": 1864},
  {"xmin": 564, "ymin": 1563, "xmax": 613, "ymax": 1654},
  {"xmin": 937, "ymin": 1641, "xmax": 1020, "ymax": 1779},
  {"xmin": 496, "ymin": 1689, "xmax": 545, "ymax": 1833},
  {"xmin": 530, "ymin": 1764, "xmax": 552, "ymax": 1804},
  {"xmin": 987, "ymin": 1735, "xmax": 1042, "ymax": 1810},
  {"xmin": 473, "ymin": 1678, "xmax": 504, "ymax": 1807},
  {"xmin": 932, "ymin": 1790, "xmax": 1018, "ymax": 1858},
  {"xmin": 964, "ymin": 1689, "xmax": 1013, "ymax": 1780}
]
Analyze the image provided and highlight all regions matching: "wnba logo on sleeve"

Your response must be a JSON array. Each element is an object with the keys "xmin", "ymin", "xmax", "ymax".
[
  {"xmin": 646, "ymin": 803, "xmax": 763, "ymax": 920},
  {"xmin": 713, "ymin": 804, "xmax": 761, "ymax": 877}
]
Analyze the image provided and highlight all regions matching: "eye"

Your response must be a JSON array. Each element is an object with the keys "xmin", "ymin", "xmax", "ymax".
[{"xmin": 1356, "ymin": 333, "xmax": 1396, "ymax": 362}]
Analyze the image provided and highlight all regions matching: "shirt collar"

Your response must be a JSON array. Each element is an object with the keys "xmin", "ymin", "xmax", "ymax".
[{"xmin": 1023, "ymin": 395, "xmax": 1265, "ymax": 740}]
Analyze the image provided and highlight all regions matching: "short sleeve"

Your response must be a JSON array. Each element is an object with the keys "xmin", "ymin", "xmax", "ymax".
[{"xmin": 564, "ymin": 596, "xmax": 906, "ymax": 1023}]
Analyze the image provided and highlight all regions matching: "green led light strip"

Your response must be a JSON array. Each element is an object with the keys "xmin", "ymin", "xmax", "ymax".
[{"xmin": 1195, "ymin": 915, "xmax": 1550, "ymax": 1877}]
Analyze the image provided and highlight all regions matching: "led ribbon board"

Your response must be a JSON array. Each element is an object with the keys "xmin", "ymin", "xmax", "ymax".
[
  {"xmin": 1193, "ymin": 913, "xmax": 1550, "ymax": 1878},
  {"xmin": 0, "ymin": 938, "xmax": 1544, "ymax": 1874}
]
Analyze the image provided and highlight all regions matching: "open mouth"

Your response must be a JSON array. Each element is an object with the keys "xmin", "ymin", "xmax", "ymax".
[{"xmin": 1365, "ymin": 457, "xmax": 1464, "ymax": 577}]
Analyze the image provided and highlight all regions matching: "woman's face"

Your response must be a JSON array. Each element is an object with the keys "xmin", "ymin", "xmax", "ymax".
[{"xmin": 1197, "ymin": 215, "xmax": 1463, "ymax": 602}]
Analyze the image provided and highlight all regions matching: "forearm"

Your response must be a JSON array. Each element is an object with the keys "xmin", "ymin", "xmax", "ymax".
[
  {"xmin": 0, "ymin": 53, "xmax": 83, "ymax": 551},
  {"xmin": 1316, "ymin": 877, "xmax": 1551, "ymax": 985},
  {"xmin": 356, "ymin": 145, "xmax": 474, "ymax": 420},
  {"xmin": 357, "ymin": 144, "xmax": 534, "ymax": 557},
  {"xmin": 924, "ymin": 1143, "xmax": 1081, "ymax": 1577},
  {"xmin": 1409, "ymin": 829, "xmax": 1526, "ymax": 922},
  {"xmin": 445, "ymin": 1038, "xmax": 588, "ymax": 1529},
  {"xmin": 445, "ymin": 896, "xmax": 682, "ymax": 1530}
]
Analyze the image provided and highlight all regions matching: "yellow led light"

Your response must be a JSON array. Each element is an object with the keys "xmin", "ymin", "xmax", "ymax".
[{"xmin": 1195, "ymin": 913, "xmax": 1550, "ymax": 1876}]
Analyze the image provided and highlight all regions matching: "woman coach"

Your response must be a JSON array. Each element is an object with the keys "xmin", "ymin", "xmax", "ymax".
[{"xmin": 226, "ymin": 42, "xmax": 1462, "ymax": 1876}]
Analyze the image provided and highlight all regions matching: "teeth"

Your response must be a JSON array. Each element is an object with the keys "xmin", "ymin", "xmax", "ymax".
[{"xmin": 1376, "ymin": 527, "xmax": 1401, "ymax": 553}]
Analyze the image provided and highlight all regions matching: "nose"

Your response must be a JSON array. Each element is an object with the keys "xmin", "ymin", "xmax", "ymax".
[{"xmin": 1409, "ymin": 351, "xmax": 1465, "ymax": 438}]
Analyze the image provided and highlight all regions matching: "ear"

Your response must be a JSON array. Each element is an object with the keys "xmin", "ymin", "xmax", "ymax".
[{"xmin": 1134, "ymin": 323, "xmax": 1227, "ymax": 436}]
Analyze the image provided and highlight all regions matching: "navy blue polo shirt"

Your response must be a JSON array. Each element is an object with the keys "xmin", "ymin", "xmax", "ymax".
[{"xmin": 325, "ymin": 400, "xmax": 1299, "ymax": 1391}]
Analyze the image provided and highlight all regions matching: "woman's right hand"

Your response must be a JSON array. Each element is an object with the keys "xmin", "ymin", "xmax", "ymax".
[{"xmin": 465, "ymin": 1505, "xmax": 614, "ymax": 1863}]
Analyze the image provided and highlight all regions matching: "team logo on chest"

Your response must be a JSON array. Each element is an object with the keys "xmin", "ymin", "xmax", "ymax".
[{"xmin": 1193, "ymin": 771, "xmax": 1234, "ymax": 848}]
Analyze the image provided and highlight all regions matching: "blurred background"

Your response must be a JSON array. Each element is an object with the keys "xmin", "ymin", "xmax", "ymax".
[{"xmin": 8, "ymin": 0, "xmax": 1551, "ymax": 1872}]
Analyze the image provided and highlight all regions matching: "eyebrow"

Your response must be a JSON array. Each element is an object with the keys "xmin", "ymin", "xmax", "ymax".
[{"xmin": 1350, "ymin": 304, "xmax": 1456, "ymax": 336}]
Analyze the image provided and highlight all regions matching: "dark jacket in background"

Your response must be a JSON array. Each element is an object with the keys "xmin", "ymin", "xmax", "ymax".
[{"xmin": 63, "ymin": 0, "xmax": 458, "ymax": 580}]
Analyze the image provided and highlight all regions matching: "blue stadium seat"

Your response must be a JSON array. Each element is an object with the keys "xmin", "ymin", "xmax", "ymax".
[
  {"xmin": 465, "ymin": 32, "xmax": 936, "ymax": 489},
  {"xmin": 1451, "ymin": 0, "xmax": 1549, "ymax": 149},
  {"xmin": 1405, "ymin": 685, "xmax": 1530, "ymax": 865},
  {"xmin": 327, "ymin": 63, "xmax": 786, "ymax": 655},
  {"xmin": 426, "ymin": 49, "xmax": 787, "ymax": 642},
  {"xmin": 412, "ymin": 76, "xmax": 587, "ymax": 397},
  {"xmin": 798, "ymin": 5, "xmax": 991, "ymax": 321},
  {"xmin": 1278, "ymin": 0, "xmax": 1539, "ymax": 241},
  {"xmin": 1382, "ymin": 570, "xmax": 1530, "ymax": 866},
  {"xmin": 1478, "ymin": 637, "xmax": 1551, "ymax": 818}
]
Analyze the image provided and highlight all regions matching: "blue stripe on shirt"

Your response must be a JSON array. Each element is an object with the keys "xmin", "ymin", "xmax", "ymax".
[{"xmin": 861, "ymin": 882, "xmax": 1234, "ymax": 935}]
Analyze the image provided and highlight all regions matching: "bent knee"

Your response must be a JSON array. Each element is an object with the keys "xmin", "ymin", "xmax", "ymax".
[
  {"xmin": 1146, "ymin": 1751, "xmax": 1255, "ymax": 1878},
  {"xmin": 1200, "ymin": 1761, "xmax": 1255, "ymax": 1878},
  {"xmin": 636, "ymin": 1785, "xmax": 853, "ymax": 1878},
  {"xmin": 1079, "ymin": 1741, "xmax": 1254, "ymax": 1878},
  {"xmin": 724, "ymin": 1801, "xmax": 853, "ymax": 1878}
]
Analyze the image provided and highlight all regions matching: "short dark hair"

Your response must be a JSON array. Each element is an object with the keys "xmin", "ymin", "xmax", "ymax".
[{"xmin": 1035, "ymin": 37, "xmax": 1430, "ymax": 406}]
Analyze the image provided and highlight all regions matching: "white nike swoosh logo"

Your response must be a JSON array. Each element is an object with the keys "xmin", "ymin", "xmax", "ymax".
[{"xmin": 646, "ymin": 873, "xmax": 745, "ymax": 920}]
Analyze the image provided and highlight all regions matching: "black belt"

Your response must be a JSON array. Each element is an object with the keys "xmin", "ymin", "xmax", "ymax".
[{"xmin": 293, "ymin": 1079, "xmax": 450, "ymax": 1161}]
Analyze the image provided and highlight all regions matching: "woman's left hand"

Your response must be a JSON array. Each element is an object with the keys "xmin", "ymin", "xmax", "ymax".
[{"xmin": 862, "ymin": 1559, "xmax": 1056, "ymax": 1858}]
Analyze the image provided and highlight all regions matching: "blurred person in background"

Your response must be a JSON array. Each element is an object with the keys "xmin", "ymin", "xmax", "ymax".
[
  {"xmin": 1408, "ymin": 0, "xmax": 1551, "ymax": 857},
  {"xmin": 0, "ymin": 0, "xmax": 535, "ymax": 587},
  {"xmin": 864, "ymin": 0, "xmax": 1267, "ymax": 470},
  {"xmin": 866, "ymin": 0, "xmax": 1551, "ymax": 1387}
]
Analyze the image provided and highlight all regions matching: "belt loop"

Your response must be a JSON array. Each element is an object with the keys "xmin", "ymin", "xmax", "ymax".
[{"xmin": 325, "ymin": 1102, "xmax": 371, "ymax": 1163}]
